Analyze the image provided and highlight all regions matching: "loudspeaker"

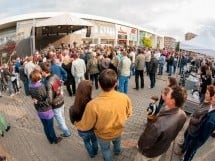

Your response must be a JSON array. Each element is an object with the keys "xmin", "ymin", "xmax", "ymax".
[{"xmin": 86, "ymin": 27, "xmax": 91, "ymax": 37}]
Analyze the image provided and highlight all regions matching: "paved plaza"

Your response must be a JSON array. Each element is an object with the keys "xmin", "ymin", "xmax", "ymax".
[{"xmin": 0, "ymin": 75, "xmax": 214, "ymax": 161}]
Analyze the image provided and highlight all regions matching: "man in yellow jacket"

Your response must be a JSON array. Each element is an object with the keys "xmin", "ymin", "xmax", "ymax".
[{"xmin": 75, "ymin": 69, "xmax": 132, "ymax": 161}]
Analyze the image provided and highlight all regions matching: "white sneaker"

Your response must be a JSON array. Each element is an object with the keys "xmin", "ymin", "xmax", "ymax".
[{"xmin": 9, "ymin": 94, "xmax": 15, "ymax": 97}]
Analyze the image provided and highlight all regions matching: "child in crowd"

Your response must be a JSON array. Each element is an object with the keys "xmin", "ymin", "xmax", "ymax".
[
  {"xmin": 147, "ymin": 96, "xmax": 159, "ymax": 121},
  {"xmin": 70, "ymin": 80, "xmax": 98, "ymax": 158},
  {"xmin": 0, "ymin": 114, "xmax": 10, "ymax": 137}
]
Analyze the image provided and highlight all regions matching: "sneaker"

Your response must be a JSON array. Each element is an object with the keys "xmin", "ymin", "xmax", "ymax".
[
  {"xmin": 5, "ymin": 126, "xmax": 10, "ymax": 132},
  {"xmin": 114, "ymin": 151, "xmax": 121, "ymax": 156},
  {"xmin": 9, "ymin": 94, "xmax": 15, "ymax": 97},
  {"xmin": 90, "ymin": 155, "xmax": 95, "ymax": 158},
  {"xmin": 54, "ymin": 137, "xmax": 63, "ymax": 144},
  {"xmin": 60, "ymin": 133, "xmax": 71, "ymax": 137},
  {"xmin": 1, "ymin": 132, "xmax": 4, "ymax": 137}
]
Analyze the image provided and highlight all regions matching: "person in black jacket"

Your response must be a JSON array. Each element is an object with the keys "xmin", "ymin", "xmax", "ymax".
[
  {"xmin": 148, "ymin": 54, "xmax": 158, "ymax": 89},
  {"xmin": 62, "ymin": 57, "xmax": 76, "ymax": 96},
  {"xmin": 29, "ymin": 70, "xmax": 62, "ymax": 144}
]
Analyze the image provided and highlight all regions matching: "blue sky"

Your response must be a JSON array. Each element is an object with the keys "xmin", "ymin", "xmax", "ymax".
[{"xmin": 1, "ymin": 0, "xmax": 215, "ymax": 40}]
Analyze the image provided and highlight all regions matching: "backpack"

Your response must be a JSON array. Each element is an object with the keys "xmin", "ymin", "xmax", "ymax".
[
  {"xmin": 52, "ymin": 78, "xmax": 64, "ymax": 107},
  {"xmin": 52, "ymin": 79, "xmax": 61, "ymax": 96}
]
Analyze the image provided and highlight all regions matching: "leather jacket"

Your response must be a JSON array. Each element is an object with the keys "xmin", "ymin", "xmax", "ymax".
[
  {"xmin": 138, "ymin": 107, "xmax": 186, "ymax": 158},
  {"xmin": 45, "ymin": 74, "xmax": 64, "ymax": 109}
]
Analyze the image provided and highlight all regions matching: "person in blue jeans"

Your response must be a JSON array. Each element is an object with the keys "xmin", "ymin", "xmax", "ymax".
[
  {"xmin": 118, "ymin": 51, "xmax": 131, "ymax": 94},
  {"xmin": 74, "ymin": 69, "xmax": 132, "ymax": 161},
  {"xmin": 40, "ymin": 62, "xmax": 71, "ymax": 137},
  {"xmin": 70, "ymin": 80, "xmax": 98, "ymax": 158},
  {"xmin": 29, "ymin": 70, "xmax": 62, "ymax": 144}
]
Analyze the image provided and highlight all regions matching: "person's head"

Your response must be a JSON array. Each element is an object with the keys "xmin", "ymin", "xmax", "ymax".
[
  {"xmin": 30, "ymin": 70, "xmax": 42, "ymax": 83},
  {"xmin": 27, "ymin": 56, "xmax": 33, "ymax": 62},
  {"xmin": 150, "ymin": 96, "xmax": 159, "ymax": 104},
  {"xmin": 205, "ymin": 85, "xmax": 215, "ymax": 103},
  {"xmin": 40, "ymin": 62, "xmax": 51, "ymax": 76},
  {"xmin": 165, "ymin": 86, "xmax": 187, "ymax": 109},
  {"xmin": 99, "ymin": 69, "xmax": 117, "ymax": 92},
  {"xmin": 161, "ymin": 87, "xmax": 171, "ymax": 102},
  {"xmin": 76, "ymin": 80, "xmax": 93, "ymax": 101},
  {"xmin": 167, "ymin": 77, "xmax": 178, "ymax": 87},
  {"xmin": 72, "ymin": 80, "xmax": 93, "ymax": 118}
]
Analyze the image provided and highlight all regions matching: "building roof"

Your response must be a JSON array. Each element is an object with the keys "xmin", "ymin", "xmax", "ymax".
[{"xmin": 0, "ymin": 12, "xmax": 163, "ymax": 37}]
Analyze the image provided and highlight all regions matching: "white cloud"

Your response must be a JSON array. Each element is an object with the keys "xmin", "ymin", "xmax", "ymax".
[{"xmin": 0, "ymin": 0, "xmax": 215, "ymax": 40}]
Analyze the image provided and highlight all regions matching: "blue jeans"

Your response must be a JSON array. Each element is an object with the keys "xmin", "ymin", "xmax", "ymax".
[
  {"xmin": 7, "ymin": 80, "xmax": 14, "ymax": 95},
  {"xmin": 78, "ymin": 130, "xmax": 98, "ymax": 157},
  {"xmin": 149, "ymin": 73, "xmax": 156, "ymax": 88},
  {"xmin": 168, "ymin": 65, "xmax": 173, "ymax": 76},
  {"xmin": 131, "ymin": 63, "xmax": 135, "ymax": 76},
  {"xmin": 40, "ymin": 117, "xmax": 58, "ymax": 143},
  {"xmin": 183, "ymin": 139, "xmax": 201, "ymax": 161},
  {"xmin": 23, "ymin": 79, "xmax": 30, "ymax": 96},
  {"xmin": 97, "ymin": 136, "xmax": 121, "ymax": 161},
  {"xmin": 118, "ymin": 76, "xmax": 129, "ymax": 94},
  {"xmin": 53, "ymin": 105, "xmax": 71, "ymax": 136},
  {"xmin": 158, "ymin": 64, "xmax": 164, "ymax": 75}
]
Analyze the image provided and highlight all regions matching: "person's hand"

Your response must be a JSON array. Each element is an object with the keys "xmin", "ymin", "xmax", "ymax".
[{"xmin": 33, "ymin": 99, "xmax": 38, "ymax": 104}]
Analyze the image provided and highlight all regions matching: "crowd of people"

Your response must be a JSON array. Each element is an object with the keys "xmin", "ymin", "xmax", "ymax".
[{"xmin": 0, "ymin": 45, "xmax": 215, "ymax": 161}]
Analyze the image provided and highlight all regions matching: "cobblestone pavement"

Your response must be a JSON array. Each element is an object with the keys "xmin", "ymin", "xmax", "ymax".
[{"xmin": 0, "ymin": 75, "xmax": 214, "ymax": 161}]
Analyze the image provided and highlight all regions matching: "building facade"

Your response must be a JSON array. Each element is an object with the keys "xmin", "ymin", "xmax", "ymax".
[
  {"xmin": 0, "ymin": 12, "xmax": 165, "ymax": 56},
  {"xmin": 164, "ymin": 36, "xmax": 176, "ymax": 49},
  {"xmin": 185, "ymin": 32, "xmax": 197, "ymax": 40}
]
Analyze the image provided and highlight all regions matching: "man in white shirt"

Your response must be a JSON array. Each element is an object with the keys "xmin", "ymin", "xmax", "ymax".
[{"xmin": 71, "ymin": 53, "xmax": 86, "ymax": 87}]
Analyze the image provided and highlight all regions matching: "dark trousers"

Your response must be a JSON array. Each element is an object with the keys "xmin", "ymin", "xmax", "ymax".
[
  {"xmin": 183, "ymin": 139, "xmax": 201, "ymax": 161},
  {"xmin": 65, "ymin": 76, "xmax": 76, "ymax": 96},
  {"xmin": 24, "ymin": 79, "xmax": 30, "ymax": 96},
  {"xmin": 149, "ymin": 73, "xmax": 156, "ymax": 88},
  {"xmin": 145, "ymin": 62, "xmax": 150, "ymax": 75},
  {"xmin": 12, "ymin": 79, "xmax": 19, "ymax": 93},
  {"xmin": 90, "ymin": 73, "xmax": 99, "ymax": 89},
  {"xmin": 40, "ymin": 117, "xmax": 57, "ymax": 143},
  {"xmin": 181, "ymin": 130, "xmax": 195, "ymax": 153},
  {"xmin": 135, "ymin": 70, "xmax": 144, "ymax": 89}
]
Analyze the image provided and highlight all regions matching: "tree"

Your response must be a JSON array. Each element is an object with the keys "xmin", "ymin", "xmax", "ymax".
[
  {"xmin": 175, "ymin": 42, "xmax": 180, "ymax": 51},
  {"xmin": 142, "ymin": 37, "xmax": 152, "ymax": 48},
  {"xmin": 2, "ymin": 40, "xmax": 16, "ymax": 55}
]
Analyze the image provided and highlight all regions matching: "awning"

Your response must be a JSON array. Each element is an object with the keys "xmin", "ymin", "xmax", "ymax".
[{"xmin": 34, "ymin": 13, "xmax": 93, "ymax": 35}]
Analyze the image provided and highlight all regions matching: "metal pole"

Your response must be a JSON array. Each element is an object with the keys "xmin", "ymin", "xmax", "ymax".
[
  {"xmin": 175, "ymin": 48, "xmax": 182, "ymax": 78},
  {"xmin": 32, "ymin": 18, "xmax": 36, "ymax": 55}
]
